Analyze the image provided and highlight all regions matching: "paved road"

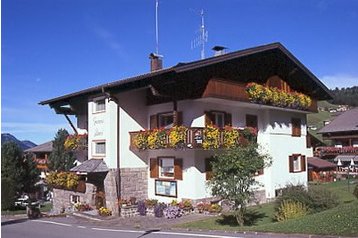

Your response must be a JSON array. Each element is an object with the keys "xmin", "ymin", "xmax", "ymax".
[{"xmin": 1, "ymin": 216, "xmax": 340, "ymax": 238}]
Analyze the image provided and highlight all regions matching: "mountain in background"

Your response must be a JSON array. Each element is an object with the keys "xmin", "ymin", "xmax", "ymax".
[{"xmin": 1, "ymin": 133, "xmax": 37, "ymax": 151}]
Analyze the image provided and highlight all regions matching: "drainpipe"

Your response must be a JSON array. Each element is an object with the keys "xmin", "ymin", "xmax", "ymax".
[{"xmin": 102, "ymin": 87, "xmax": 121, "ymax": 216}]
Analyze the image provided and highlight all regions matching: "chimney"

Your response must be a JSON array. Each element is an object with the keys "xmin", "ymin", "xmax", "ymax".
[
  {"xmin": 212, "ymin": 46, "xmax": 227, "ymax": 56},
  {"xmin": 149, "ymin": 53, "xmax": 163, "ymax": 72}
]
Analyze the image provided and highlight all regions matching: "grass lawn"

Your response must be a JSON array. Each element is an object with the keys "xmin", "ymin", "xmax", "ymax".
[{"xmin": 177, "ymin": 180, "xmax": 358, "ymax": 236}]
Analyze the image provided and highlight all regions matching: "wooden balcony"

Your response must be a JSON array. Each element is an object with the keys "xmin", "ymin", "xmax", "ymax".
[
  {"xmin": 202, "ymin": 79, "xmax": 317, "ymax": 112},
  {"xmin": 129, "ymin": 126, "xmax": 257, "ymax": 151}
]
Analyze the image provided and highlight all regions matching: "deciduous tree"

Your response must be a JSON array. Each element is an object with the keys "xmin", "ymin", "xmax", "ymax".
[{"xmin": 208, "ymin": 143, "xmax": 271, "ymax": 226}]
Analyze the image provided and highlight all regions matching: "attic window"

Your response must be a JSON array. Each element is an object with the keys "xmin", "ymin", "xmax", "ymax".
[{"xmin": 94, "ymin": 99, "xmax": 106, "ymax": 113}]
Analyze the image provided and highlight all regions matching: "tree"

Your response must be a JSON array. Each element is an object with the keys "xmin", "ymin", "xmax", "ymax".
[
  {"xmin": 1, "ymin": 142, "xmax": 40, "ymax": 210},
  {"xmin": 208, "ymin": 143, "xmax": 271, "ymax": 226},
  {"xmin": 48, "ymin": 129, "xmax": 76, "ymax": 171}
]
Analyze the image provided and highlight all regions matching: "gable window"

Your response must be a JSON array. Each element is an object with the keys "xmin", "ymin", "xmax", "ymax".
[
  {"xmin": 93, "ymin": 141, "xmax": 106, "ymax": 156},
  {"xmin": 291, "ymin": 118, "xmax": 301, "ymax": 137},
  {"xmin": 94, "ymin": 99, "xmax": 106, "ymax": 113},
  {"xmin": 289, "ymin": 154, "xmax": 306, "ymax": 173},
  {"xmin": 205, "ymin": 111, "xmax": 232, "ymax": 127}
]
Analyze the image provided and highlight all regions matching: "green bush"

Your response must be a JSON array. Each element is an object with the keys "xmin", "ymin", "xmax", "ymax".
[
  {"xmin": 274, "ymin": 200, "xmax": 308, "ymax": 222},
  {"xmin": 275, "ymin": 184, "xmax": 339, "ymax": 214},
  {"xmin": 1, "ymin": 177, "xmax": 16, "ymax": 210},
  {"xmin": 307, "ymin": 187, "xmax": 339, "ymax": 212},
  {"xmin": 276, "ymin": 184, "xmax": 311, "ymax": 207},
  {"xmin": 353, "ymin": 184, "xmax": 358, "ymax": 199}
]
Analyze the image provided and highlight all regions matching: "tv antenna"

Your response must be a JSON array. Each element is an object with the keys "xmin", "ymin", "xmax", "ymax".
[
  {"xmin": 155, "ymin": 0, "xmax": 159, "ymax": 55},
  {"xmin": 191, "ymin": 9, "xmax": 208, "ymax": 60}
]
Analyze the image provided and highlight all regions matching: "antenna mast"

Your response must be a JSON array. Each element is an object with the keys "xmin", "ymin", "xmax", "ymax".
[
  {"xmin": 191, "ymin": 9, "xmax": 208, "ymax": 59},
  {"xmin": 155, "ymin": 0, "xmax": 159, "ymax": 55}
]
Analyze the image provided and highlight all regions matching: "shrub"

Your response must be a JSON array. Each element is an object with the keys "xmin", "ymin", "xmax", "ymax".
[
  {"xmin": 74, "ymin": 202, "xmax": 93, "ymax": 212},
  {"xmin": 275, "ymin": 184, "xmax": 339, "ymax": 214},
  {"xmin": 137, "ymin": 200, "xmax": 146, "ymax": 216},
  {"xmin": 196, "ymin": 202, "xmax": 211, "ymax": 213},
  {"xmin": 164, "ymin": 206, "xmax": 182, "ymax": 219},
  {"xmin": 274, "ymin": 200, "xmax": 308, "ymax": 222},
  {"xmin": 307, "ymin": 186, "xmax": 339, "ymax": 212},
  {"xmin": 98, "ymin": 207, "xmax": 112, "ymax": 216},
  {"xmin": 275, "ymin": 184, "xmax": 311, "ymax": 208},
  {"xmin": 179, "ymin": 199, "xmax": 193, "ymax": 211},
  {"xmin": 46, "ymin": 172, "xmax": 79, "ymax": 190},
  {"xmin": 145, "ymin": 199, "xmax": 158, "ymax": 208},
  {"xmin": 154, "ymin": 203, "xmax": 167, "ymax": 218},
  {"xmin": 208, "ymin": 203, "xmax": 222, "ymax": 213}
]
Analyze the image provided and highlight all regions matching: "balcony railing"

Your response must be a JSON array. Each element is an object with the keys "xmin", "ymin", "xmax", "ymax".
[
  {"xmin": 129, "ymin": 126, "xmax": 257, "ymax": 151},
  {"xmin": 314, "ymin": 146, "xmax": 358, "ymax": 157}
]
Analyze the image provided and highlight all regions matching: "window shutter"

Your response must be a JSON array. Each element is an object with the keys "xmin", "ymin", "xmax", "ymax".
[
  {"xmin": 174, "ymin": 158, "xmax": 183, "ymax": 180},
  {"xmin": 150, "ymin": 114, "xmax": 158, "ymax": 129},
  {"xmin": 289, "ymin": 155, "xmax": 294, "ymax": 173},
  {"xmin": 204, "ymin": 111, "xmax": 214, "ymax": 126},
  {"xmin": 292, "ymin": 118, "xmax": 301, "ymax": 137},
  {"xmin": 150, "ymin": 158, "xmax": 159, "ymax": 178},
  {"xmin": 301, "ymin": 155, "xmax": 306, "ymax": 172},
  {"xmin": 205, "ymin": 158, "xmax": 213, "ymax": 180},
  {"xmin": 225, "ymin": 113, "xmax": 232, "ymax": 126},
  {"xmin": 177, "ymin": 111, "xmax": 183, "ymax": 126}
]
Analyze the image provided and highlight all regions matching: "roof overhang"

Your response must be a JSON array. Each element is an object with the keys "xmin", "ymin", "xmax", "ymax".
[{"xmin": 40, "ymin": 42, "xmax": 333, "ymax": 108}]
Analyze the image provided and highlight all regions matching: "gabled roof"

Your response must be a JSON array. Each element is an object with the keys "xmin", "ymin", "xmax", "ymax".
[
  {"xmin": 24, "ymin": 141, "xmax": 53, "ymax": 153},
  {"xmin": 318, "ymin": 107, "xmax": 358, "ymax": 134},
  {"xmin": 70, "ymin": 159, "xmax": 109, "ymax": 173},
  {"xmin": 307, "ymin": 157, "xmax": 337, "ymax": 169},
  {"xmin": 40, "ymin": 42, "xmax": 333, "ymax": 107}
]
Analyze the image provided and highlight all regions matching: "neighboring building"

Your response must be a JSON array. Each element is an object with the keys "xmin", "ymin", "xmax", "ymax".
[
  {"xmin": 40, "ymin": 42, "xmax": 332, "ymax": 215},
  {"xmin": 318, "ymin": 107, "xmax": 358, "ymax": 147},
  {"xmin": 307, "ymin": 157, "xmax": 336, "ymax": 182},
  {"xmin": 24, "ymin": 141, "xmax": 53, "ymax": 177}
]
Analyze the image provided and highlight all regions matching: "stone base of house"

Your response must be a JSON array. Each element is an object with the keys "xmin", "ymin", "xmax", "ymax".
[{"xmin": 120, "ymin": 167, "xmax": 148, "ymax": 200}]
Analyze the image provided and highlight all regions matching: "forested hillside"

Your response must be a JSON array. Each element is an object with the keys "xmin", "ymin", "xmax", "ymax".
[{"xmin": 330, "ymin": 86, "xmax": 358, "ymax": 107}]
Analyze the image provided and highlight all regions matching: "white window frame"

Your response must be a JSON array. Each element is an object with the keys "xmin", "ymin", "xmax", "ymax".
[
  {"xmin": 92, "ymin": 141, "xmax": 106, "ymax": 157},
  {"xmin": 159, "ymin": 157, "xmax": 175, "ymax": 179},
  {"xmin": 93, "ymin": 98, "xmax": 106, "ymax": 113},
  {"xmin": 293, "ymin": 156, "xmax": 301, "ymax": 172}
]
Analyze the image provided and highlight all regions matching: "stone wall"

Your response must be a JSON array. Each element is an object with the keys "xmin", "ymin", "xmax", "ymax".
[
  {"xmin": 120, "ymin": 167, "xmax": 148, "ymax": 200},
  {"xmin": 104, "ymin": 169, "xmax": 119, "ymax": 216},
  {"xmin": 52, "ymin": 183, "xmax": 95, "ymax": 214}
]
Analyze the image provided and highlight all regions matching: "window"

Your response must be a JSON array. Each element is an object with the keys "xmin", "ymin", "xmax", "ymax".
[
  {"xmin": 289, "ymin": 154, "xmax": 306, "ymax": 173},
  {"xmin": 246, "ymin": 114, "xmax": 258, "ymax": 129},
  {"xmin": 93, "ymin": 141, "xmax": 106, "ymax": 156},
  {"xmin": 291, "ymin": 118, "xmax": 301, "ymax": 137},
  {"xmin": 205, "ymin": 157, "xmax": 215, "ymax": 180},
  {"xmin": 94, "ymin": 99, "xmax": 106, "ymax": 113},
  {"xmin": 70, "ymin": 195, "xmax": 80, "ymax": 204},
  {"xmin": 149, "ymin": 112, "xmax": 182, "ymax": 129},
  {"xmin": 159, "ymin": 158, "xmax": 174, "ymax": 178},
  {"xmin": 150, "ymin": 157, "xmax": 183, "ymax": 180},
  {"xmin": 205, "ymin": 111, "xmax": 231, "ymax": 127},
  {"xmin": 158, "ymin": 112, "xmax": 174, "ymax": 128}
]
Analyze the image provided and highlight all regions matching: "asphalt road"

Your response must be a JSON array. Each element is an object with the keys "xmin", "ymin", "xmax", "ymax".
[{"xmin": 1, "ymin": 216, "xmax": 337, "ymax": 238}]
